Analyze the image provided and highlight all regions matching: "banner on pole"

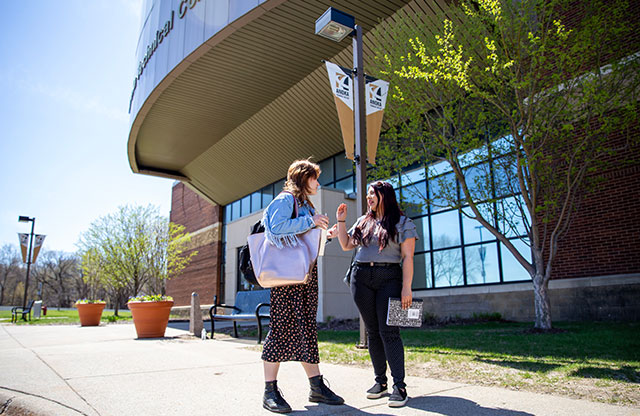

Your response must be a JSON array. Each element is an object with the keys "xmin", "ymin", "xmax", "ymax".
[
  {"xmin": 365, "ymin": 77, "xmax": 389, "ymax": 165},
  {"xmin": 324, "ymin": 61, "xmax": 355, "ymax": 160},
  {"xmin": 17, "ymin": 233, "xmax": 46, "ymax": 263},
  {"xmin": 18, "ymin": 233, "xmax": 29, "ymax": 263},
  {"xmin": 32, "ymin": 235, "xmax": 46, "ymax": 264}
]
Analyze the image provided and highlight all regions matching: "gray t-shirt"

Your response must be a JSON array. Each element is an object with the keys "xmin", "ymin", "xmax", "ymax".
[{"xmin": 348, "ymin": 215, "xmax": 419, "ymax": 263}]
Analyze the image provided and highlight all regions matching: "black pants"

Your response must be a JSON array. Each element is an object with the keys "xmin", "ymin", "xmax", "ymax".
[{"xmin": 350, "ymin": 263, "xmax": 406, "ymax": 389}]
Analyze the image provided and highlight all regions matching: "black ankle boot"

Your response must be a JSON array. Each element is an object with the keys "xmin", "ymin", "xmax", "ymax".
[
  {"xmin": 308, "ymin": 375, "xmax": 344, "ymax": 405},
  {"xmin": 263, "ymin": 380, "xmax": 292, "ymax": 414}
]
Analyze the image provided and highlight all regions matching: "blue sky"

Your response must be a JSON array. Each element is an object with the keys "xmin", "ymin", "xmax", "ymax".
[{"xmin": 0, "ymin": 1, "xmax": 174, "ymax": 254}]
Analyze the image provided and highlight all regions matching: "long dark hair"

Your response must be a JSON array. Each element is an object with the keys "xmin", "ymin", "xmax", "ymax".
[
  {"xmin": 352, "ymin": 181, "xmax": 403, "ymax": 251},
  {"xmin": 282, "ymin": 159, "xmax": 320, "ymax": 210}
]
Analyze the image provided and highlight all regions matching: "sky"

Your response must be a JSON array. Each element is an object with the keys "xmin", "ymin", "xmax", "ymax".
[{"xmin": 0, "ymin": 1, "xmax": 174, "ymax": 254}]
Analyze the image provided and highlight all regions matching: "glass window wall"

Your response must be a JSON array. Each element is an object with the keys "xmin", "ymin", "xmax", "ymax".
[
  {"xmin": 465, "ymin": 243, "xmax": 499, "ymax": 284},
  {"xmin": 461, "ymin": 204, "xmax": 495, "ymax": 245},
  {"xmin": 429, "ymin": 172, "xmax": 457, "ymax": 213},
  {"xmin": 335, "ymin": 176, "xmax": 354, "ymax": 194},
  {"xmin": 433, "ymin": 248, "xmax": 463, "ymax": 287},
  {"xmin": 224, "ymin": 137, "xmax": 532, "ymax": 291},
  {"xmin": 387, "ymin": 137, "xmax": 531, "ymax": 290},
  {"xmin": 431, "ymin": 210, "xmax": 461, "ymax": 249},
  {"xmin": 335, "ymin": 156, "xmax": 353, "ymax": 180},
  {"xmin": 401, "ymin": 181, "xmax": 427, "ymax": 217},
  {"xmin": 251, "ymin": 191, "xmax": 261, "ymax": 212},
  {"xmin": 261, "ymin": 184, "xmax": 274, "ymax": 208},
  {"xmin": 318, "ymin": 158, "xmax": 334, "ymax": 185},
  {"xmin": 240, "ymin": 195, "xmax": 250, "ymax": 217},
  {"xmin": 501, "ymin": 238, "xmax": 532, "ymax": 282},
  {"xmin": 224, "ymin": 154, "xmax": 356, "ymax": 223}
]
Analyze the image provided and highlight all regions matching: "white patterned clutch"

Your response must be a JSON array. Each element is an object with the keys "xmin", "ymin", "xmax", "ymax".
[{"xmin": 386, "ymin": 298, "xmax": 423, "ymax": 327}]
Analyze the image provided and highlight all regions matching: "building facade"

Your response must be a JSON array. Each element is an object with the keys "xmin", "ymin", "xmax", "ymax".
[
  {"xmin": 128, "ymin": 0, "xmax": 640, "ymax": 321},
  {"xmin": 167, "ymin": 181, "xmax": 223, "ymax": 307}
]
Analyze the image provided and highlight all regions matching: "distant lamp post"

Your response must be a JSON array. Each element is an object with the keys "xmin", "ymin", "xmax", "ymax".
[
  {"xmin": 18, "ymin": 216, "xmax": 36, "ymax": 308},
  {"xmin": 315, "ymin": 7, "xmax": 368, "ymax": 348},
  {"xmin": 475, "ymin": 226, "xmax": 487, "ymax": 283}
]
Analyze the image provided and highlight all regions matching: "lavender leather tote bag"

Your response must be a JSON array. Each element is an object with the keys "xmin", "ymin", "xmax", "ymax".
[{"xmin": 247, "ymin": 228, "xmax": 322, "ymax": 288}]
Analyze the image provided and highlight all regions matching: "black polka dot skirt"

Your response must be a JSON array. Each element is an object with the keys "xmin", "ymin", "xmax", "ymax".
[{"xmin": 261, "ymin": 264, "xmax": 319, "ymax": 364}]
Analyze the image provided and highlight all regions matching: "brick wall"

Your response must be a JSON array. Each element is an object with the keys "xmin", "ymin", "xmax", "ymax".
[
  {"xmin": 538, "ymin": 0, "xmax": 640, "ymax": 282},
  {"xmin": 551, "ymin": 166, "xmax": 640, "ymax": 279},
  {"xmin": 169, "ymin": 182, "xmax": 220, "ymax": 233},
  {"xmin": 167, "ymin": 182, "xmax": 222, "ymax": 307},
  {"xmin": 548, "ymin": 124, "xmax": 640, "ymax": 280}
]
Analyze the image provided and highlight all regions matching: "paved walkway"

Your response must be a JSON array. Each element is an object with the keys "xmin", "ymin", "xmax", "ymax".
[{"xmin": 0, "ymin": 323, "xmax": 638, "ymax": 416}]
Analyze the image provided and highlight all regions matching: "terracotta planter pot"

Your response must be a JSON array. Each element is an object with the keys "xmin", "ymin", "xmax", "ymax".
[
  {"xmin": 76, "ymin": 303, "xmax": 105, "ymax": 326},
  {"xmin": 127, "ymin": 300, "xmax": 174, "ymax": 338}
]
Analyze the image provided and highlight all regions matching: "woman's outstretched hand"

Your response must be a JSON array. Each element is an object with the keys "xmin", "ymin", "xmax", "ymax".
[
  {"xmin": 326, "ymin": 223, "xmax": 338, "ymax": 239},
  {"xmin": 336, "ymin": 203, "xmax": 347, "ymax": 222},
  {"xmin": 312, "ymin": 214, "xmax": 329, "ymax": 229}
]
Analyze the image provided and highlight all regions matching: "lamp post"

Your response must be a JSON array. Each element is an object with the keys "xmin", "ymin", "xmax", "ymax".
[
  {"xmin": 475, "ymin": 225, "xmax": 486, "ymax": 283},
  {"xmin": 316, "ymin": 7, "xmax": 367, "ymax": 348},
  {"xmin": 18, "ymin": 216, "xmax": 36, "ymax": 308}
]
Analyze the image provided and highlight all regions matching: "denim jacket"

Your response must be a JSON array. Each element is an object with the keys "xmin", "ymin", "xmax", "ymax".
[{"xmin": 262, "ymin": 192, "xmax": 316, "ymax": 248}]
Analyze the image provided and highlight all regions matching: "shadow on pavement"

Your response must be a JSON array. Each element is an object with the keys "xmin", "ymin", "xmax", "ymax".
[
  {"xmin": 292, "ymin": 395, "xmax": 536, "ymax": 415},
  {"xmin": 302, "ymin": 403, "xmax": 391, "ymax": 415},
  {"xmin": 407, "ymin": 395, "xmax": 534, "ymax": 415}
]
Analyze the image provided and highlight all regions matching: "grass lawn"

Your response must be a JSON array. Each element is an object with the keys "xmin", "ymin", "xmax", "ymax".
[
  {"xmin": 315, "ymin": 321, "xmax": 640, "ymax": 406},
  {"xmin": 233, "ymin": 320, "xmax": 639, "ymax": 406},
  {"xmin": 0, "ymin": 308, "xmax": 132, "ymax": 325}
]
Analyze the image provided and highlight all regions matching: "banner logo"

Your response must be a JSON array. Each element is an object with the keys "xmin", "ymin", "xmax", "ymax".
[
  {"xmin": 32, "ymin": 235, "xmax": 46, "ymax": 264},
  {"xmin": 325, "ymin": 62, "xmax": 355, "ymax": 160},
  {"xmin": 18, "ymin": 233, "xmax": 29, "ymax": 264},
  {"xmin": 324, "ymin": 61, "xmax": 389, "ymax": 164},
  {"xmin": 335, "ymin": 74, "xmax": 351, "ymax": 98},
  {"xmin": 365, "ymin": 78, "xmax": 389, "ymax": 165}
]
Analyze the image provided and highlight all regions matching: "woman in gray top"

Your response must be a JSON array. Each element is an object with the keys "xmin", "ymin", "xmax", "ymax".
[{"xmin": 328, "ymin": 180, "xmax": 417, "ymax": 408}]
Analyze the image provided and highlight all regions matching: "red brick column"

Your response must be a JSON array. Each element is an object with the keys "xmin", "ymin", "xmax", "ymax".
[{"xmin": 167, "ymin": 182, "xmax": 222, "ymax": 307}]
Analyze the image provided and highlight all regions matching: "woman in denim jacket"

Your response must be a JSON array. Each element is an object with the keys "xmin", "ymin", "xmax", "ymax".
[
  {"xmin": 261, "ymin": 159, "xmax": 344, "ymax": 414},
  {"xmin": 328, "ymin": 180, "xmax": 417, "ymax": 408}
]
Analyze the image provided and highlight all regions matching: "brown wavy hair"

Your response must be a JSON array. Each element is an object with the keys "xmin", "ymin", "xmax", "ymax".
[
  {"xmin": 282, "ymin": 159, "xmax": 321, "ymax": 210},
  {"xmin": 352, "ymin": 181, "xmax": 403, "ymax": 251}
]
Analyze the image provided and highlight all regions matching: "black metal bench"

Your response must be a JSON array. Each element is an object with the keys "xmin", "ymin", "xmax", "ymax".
[
  {"xmin": 209, "ymin": 290, "xmax": 270, "ymax": 343},
  {"xmin": 11, "ymin": 300, "xmax": 35, "ymax": 323}
]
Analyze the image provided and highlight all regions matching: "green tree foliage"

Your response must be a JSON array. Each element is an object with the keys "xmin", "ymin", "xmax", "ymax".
[
  {"xmin": 77, "ymin": 205, "xmax": 197, "ymax": 314},
  {"xmin": 369, "ymin": 0, "xmax": 639, "ymax": 329}
]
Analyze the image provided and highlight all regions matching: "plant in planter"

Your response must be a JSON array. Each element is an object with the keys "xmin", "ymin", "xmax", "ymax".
[
  {"xmin": 127, "ymin": 295, "xmax": 174, "ymax": 338},
  {"xmin": 75, "ymin": 299, "xmax": 106, "ymax": 326}
]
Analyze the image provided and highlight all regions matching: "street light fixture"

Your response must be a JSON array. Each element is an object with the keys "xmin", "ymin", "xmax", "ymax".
[
  {"xmin": 315, "ymin": 7, "xmax": 355, "ymax": 42},
  {"xmin": 18, "ymin": 215, "xmax": 36, "ymax": 308},
  {"xmin": 315, "ymin": 7, "xmax": 368, "ymax": 348}
]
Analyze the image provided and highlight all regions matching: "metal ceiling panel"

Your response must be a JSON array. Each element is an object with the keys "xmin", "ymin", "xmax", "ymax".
[{"xmin": 129, "ymin": 0, "xmax": 449, "ymax": 205}]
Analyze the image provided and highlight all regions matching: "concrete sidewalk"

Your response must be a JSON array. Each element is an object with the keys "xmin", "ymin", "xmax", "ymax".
[{"xmin": 0, "ymin": 323, "xmax": 637, "ymax": 416}]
